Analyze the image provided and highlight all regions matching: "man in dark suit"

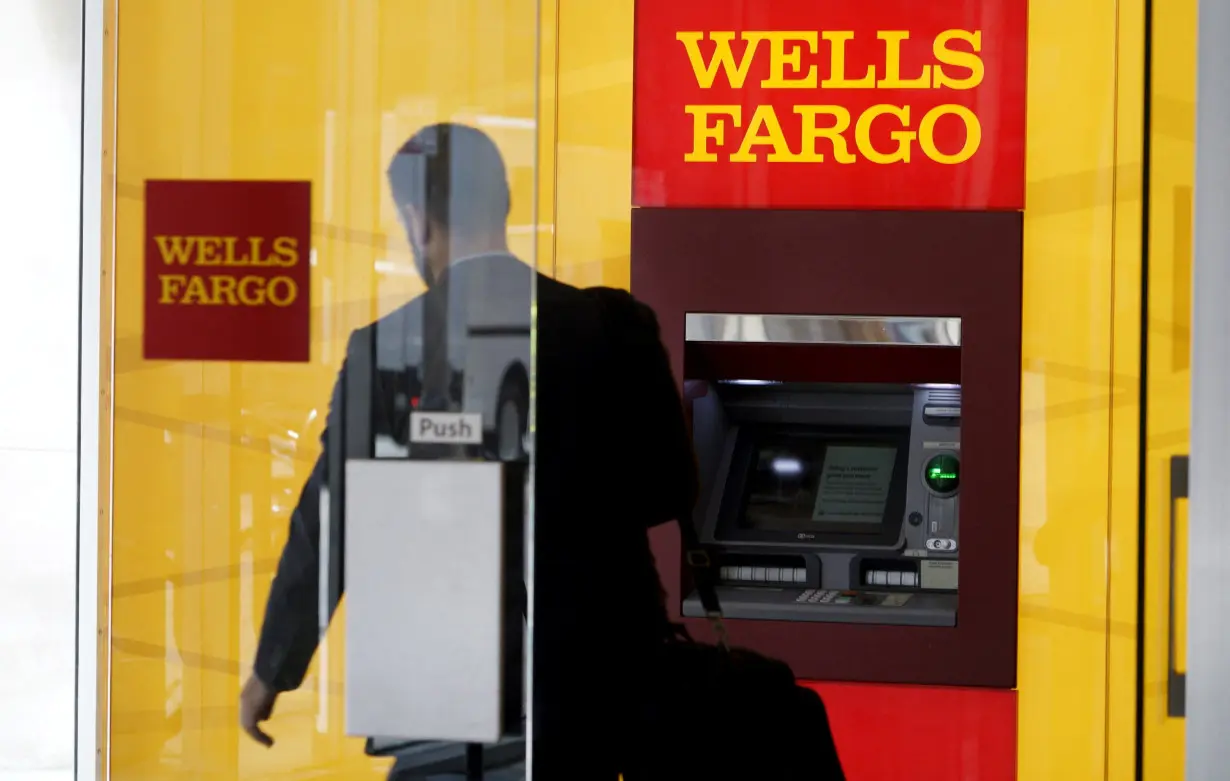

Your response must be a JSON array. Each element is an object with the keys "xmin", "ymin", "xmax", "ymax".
[{"xmin": 239, "ymin": 123, "xmax": 697, "ymax": 779}]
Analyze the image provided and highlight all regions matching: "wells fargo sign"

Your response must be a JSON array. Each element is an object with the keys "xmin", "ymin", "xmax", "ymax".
[
  {"xmin": 632, "ymin": 0, "xmax": 1028, "ymax": 210},
  {"xmin": 143, "ymin": 180, "xmax": 311, "ymax": 362}
]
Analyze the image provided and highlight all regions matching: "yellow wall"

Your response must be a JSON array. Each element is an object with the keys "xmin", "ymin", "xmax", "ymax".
[
  {"xmin": 1014, "ymin": 0, "xmax": 1147, "ymax": 777},
  {"xmin": 549, "ymin": 2, "xmax": 634, "ymax": 289},
  {"xmin": 1107, "ymin": 2, "xmax": 1147, "ymax": 778},
  {"xmin": 100, "ymin": 1, "xmax": 1191, "ymax": 780}
]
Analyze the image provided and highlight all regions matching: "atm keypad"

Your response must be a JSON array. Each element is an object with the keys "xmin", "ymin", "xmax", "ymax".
[
  {"xmin": 796, "ymin": 590, "xmax": 911, "ymax": 607},
  {"xmin": 796, "ymin": 590, "xmax": 865, "ymax": 605},
  {"xmin": 797, "ymin": 590, "xmax": 841, "ymax": 604}
]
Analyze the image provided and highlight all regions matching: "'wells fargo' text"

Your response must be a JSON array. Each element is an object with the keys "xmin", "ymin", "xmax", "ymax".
[
  {"xmin": 154, "ymin": 235, "xmax": 301, "ymax": 307},
  {"xmin": 678, "ymin": 30, "xmax": 985, "ymax": 165}
]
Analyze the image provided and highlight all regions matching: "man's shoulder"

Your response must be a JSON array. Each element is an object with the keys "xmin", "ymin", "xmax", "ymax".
[
  {"xmin": 575, "ymin": 285, "xmax": 660, "ymax": 334},
  {"xmin": 538, "ymin": 278, "xmax": 652, "ymax": 316},
  {"xmin": 538, "ymin": 284, "xmax": 667, "ymax": 361}
]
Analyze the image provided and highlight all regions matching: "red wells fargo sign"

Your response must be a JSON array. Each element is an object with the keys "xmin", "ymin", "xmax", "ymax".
[
  {"xmin": 633, "ymin": 0, "xmax": 1028, "ymax": 210},
  {"xmin": 143, "ymin": 180, "xmax": 312, "ymax": 363}
]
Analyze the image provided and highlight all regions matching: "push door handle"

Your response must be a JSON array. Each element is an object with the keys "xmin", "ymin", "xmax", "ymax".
[{"xmin": 1167, "ymin": 454, "xmax": 1188, "ymax": 718}]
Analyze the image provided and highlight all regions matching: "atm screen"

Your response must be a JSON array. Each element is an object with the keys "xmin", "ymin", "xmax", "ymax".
[{"xmin": 732, "ymin": 428, "xmax": 909, "ymax": 537}]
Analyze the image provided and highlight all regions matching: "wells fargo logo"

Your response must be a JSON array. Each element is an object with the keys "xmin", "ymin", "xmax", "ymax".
[
  {"xmin": 632, "ymin": 0, "xmax": 1028, "ymax": 210},
  {"xmin": 678, "ymin": 30, "xmax": 984, "ymax": 166},
  {"xmin": 143, "ymin": 180, "xmax": 312, "ymax": 363},
  {"xmin": 153, "ymin": 235, "xmax": 302, "ymax": 307}
]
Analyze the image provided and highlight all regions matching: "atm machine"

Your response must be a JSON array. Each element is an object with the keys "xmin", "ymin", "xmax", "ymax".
[
  {"xmin": 631, "ymin": 208, "xmax": 1023, "ymax": 775},
  {"xmin": 685, "ymin": 372, "xmax": 962, "ymax": 628}
]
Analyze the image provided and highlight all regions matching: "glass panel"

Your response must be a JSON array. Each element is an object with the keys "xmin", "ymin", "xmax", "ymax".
[{"xmin": 108, "ymin": 3, "xmax": 539, "ymax": 781}]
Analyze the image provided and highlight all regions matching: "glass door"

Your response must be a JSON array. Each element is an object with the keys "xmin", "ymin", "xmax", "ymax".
[
  {"xmin": 105, "ymin": 2, "xmax": 541, "ymax": 780},
  {"xmin": 1140, "ymin": 0, "xmax": 1196, "ymax": 774}
]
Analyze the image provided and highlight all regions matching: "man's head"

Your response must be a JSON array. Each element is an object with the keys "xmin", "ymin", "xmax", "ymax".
[{"xmin": 386, "ymin": 123, "xmax": 511, "ymax": 283}]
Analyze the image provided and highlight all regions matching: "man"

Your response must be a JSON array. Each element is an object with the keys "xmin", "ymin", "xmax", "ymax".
[{"xmin": 239, "ymin": 123, "xmax": 697, "ymax": 779}]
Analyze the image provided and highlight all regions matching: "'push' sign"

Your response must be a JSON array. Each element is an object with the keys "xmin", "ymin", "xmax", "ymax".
[{"xmin": 409, "ymin": 412, "xmax": 484, "ymax": 445}]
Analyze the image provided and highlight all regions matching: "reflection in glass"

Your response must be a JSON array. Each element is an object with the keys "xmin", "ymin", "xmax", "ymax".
[{"xmin": 108, "ymin": 4, "xmax": 543, "ymax": 781}]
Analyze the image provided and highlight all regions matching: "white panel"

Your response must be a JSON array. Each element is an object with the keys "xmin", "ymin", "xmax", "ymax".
[
  {"xmin": 0, "ymin": 1, "xmax": 86, "ymax": 781},
  {"xmin": 0, "ymin": 452, "xmax": 78, "ymax": 780},
  {"xmin": 344, "ymin": 460, "xmax": 506, "ymax": 743},
  {"xmin": 1187, "ymin": 0, "xmax": 1230, "ymax": 775},
  {"xmin": 0, "ymin": 5, "xmax": 83, "ymax": 451}
]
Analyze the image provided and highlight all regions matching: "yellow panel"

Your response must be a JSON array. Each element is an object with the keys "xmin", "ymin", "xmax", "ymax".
[
  {"xmin": 553, "ymin": 0, "xmax": 635, "ymax": 290},
  {"xmin": 1016, "ymin": 0, "xmax": 1126, "ymax": 774},
  {"xmin": 1141, "ymin": 0, "xmax": 1197, "ymax": 773},
  {"xmin": 108, "ymin": 2, "xmax": 542, "ymax": 780},
  {"xmin": 1107, "ymin": 2, "xmax": 1146, "ymax": 781},
  {"xmin": 538, "ymin": 0, "xmax": 559, "ymax": 279},
  {"xmin": 1172, "ymin": 499, "xmax": 1187, "ymax": 671}
]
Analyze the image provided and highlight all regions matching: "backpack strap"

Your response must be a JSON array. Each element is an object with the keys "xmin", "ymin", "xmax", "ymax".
[{"xmin": 675, "ymin": 499, "xmax": 730, "ymax": 648}]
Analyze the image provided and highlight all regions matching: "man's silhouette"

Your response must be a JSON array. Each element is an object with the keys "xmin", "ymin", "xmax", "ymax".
[{"xmin": 239, "ymin": 123, "xmax": 697, "ymax": 779}]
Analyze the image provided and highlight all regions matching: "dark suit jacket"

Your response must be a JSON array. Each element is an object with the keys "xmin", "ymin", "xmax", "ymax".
[{"xmin": 253, "ymin": 253, "xmax": 697, "ymax": 736}]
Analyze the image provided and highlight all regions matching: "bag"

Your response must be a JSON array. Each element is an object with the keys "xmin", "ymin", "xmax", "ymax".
[
  {"xmin": 587, "ymin": 288, "xmax": 846, "ymax": 781},
  {"xmin": 619, "ymin": 522, "xmax": 846, "ymax": 780}
]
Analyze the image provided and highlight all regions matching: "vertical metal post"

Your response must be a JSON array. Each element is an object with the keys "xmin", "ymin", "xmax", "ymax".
[
  {"xmin": 464, "ymin": 743, "xmax": 484, "ymax": 780},
  {"xmin": 77, "ymin": 0, "xmax": 104, "ymax": 777},
  {"xmin": 1186, "ymin": 0, "xmax": 1230, "ymax": 774}
]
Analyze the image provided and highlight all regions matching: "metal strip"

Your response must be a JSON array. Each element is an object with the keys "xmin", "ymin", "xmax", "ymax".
[
  {"xmin": 1188, "ymin": 0, "xmax": 1230, "ymax": 770},
  {"xmin": 77, "ymin": 0, "xmax": 106, "ymax": 777},
  {"xmin": 525, "ymin": 0, "xmax": 544, "ymax": 770},
  {"xmin": 684, "ymin": 313, "xmax": 962, "ymax": 346}
]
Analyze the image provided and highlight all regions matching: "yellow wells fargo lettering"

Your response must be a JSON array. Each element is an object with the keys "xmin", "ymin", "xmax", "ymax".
[
  {"xmin": 153, "ymin": 235, "xmax": 301, "ymax": 306},
  {"xmin": 676, "ymin": 29, "xmax": 984, "ymax": 165}
]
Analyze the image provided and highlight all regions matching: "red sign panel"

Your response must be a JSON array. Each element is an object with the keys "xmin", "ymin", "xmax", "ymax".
[
  {"xmin": 633, "ymin": 0, "xmax": 1028, "ymax": 210},
  {"xmin": 144, "ymin": 180, "xmax": 312, "ymax": 363}
]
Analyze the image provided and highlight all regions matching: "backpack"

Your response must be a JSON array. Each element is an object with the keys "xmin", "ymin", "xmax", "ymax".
[{"xmin": 587, "ymin": 288, "xmax": 847, "ymax": 781}]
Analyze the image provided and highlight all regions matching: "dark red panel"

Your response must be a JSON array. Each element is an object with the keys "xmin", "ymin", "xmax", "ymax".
[
  {"xmin": 808, "ymin": 681, "xmax": 1017, "ymax": 780},
  {"xmin": 634, "ymin": 207, "xmax": 1022, "ymax": 688},
  {"xmin": 144, "ymin": 179, "xmax": 312, "ymax": 363}
]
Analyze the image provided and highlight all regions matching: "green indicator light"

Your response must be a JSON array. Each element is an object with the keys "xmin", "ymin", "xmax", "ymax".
[{"xmin": 924, "ymin": 454, "xmax": 960, "ymax": 494}]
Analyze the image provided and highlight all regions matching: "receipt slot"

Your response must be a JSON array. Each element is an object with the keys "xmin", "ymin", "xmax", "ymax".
[{"xmin": 632, "ymin": 208, "xmax": 1022, "ymax": 689}]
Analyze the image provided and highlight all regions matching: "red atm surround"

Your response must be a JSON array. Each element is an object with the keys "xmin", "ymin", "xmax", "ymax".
[{"xmin": 631, "ymin": 207, "xmax": 1023, "ymax": 689}]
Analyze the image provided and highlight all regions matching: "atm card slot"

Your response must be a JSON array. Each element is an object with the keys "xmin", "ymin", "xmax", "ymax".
[
  {"xmin": 857, "ymin": 559, "xmax": 920, "ymax": 589},
  {"xmin": 864, "ymin": 569, "xmax": 918, "ymax": 588}
]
